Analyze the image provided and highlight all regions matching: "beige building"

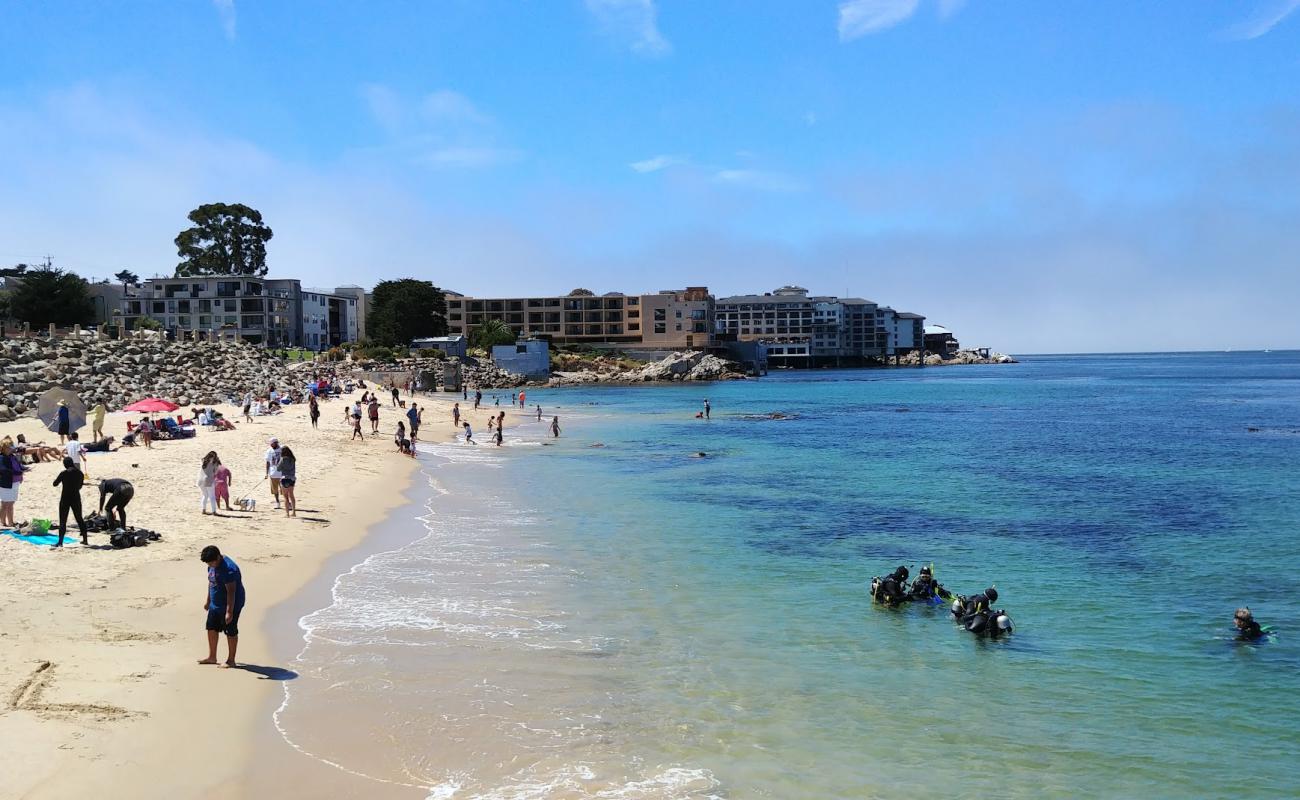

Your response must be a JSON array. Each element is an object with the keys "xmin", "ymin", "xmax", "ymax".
[{"xmin": 446, "ymin": 287, "xmax": 715, "ymax": 349}]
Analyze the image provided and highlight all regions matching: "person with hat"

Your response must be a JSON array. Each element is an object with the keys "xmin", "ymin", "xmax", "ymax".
[
  {"xmin": 55, "ymin": 399, "xmax": 71, "ymax": 444},
  {"xmin": 264, "ymin": 437, "xmax": 284, "ymax": 510}
]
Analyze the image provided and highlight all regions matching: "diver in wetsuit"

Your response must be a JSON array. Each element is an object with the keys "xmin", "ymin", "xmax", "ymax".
[
  {"xmin": 52, "ymin": 457, "xmax": 87, "ymax": 547},
  {"xmin": 951, "ymin": 586, "xmax": 998, "ymax": 619},
  {"xmin": 871, "ymin": 566, "xmax": 910, "ymax": 605},
  {"xmin": 908, "ymin": 565, "xmax": 949, "ymax": 601},
  {"xmin": 1234, "ymin": 607, "xmax": 1265, "ymax": 640},
  {"xmin": 98, "ymin": 478, "xmax": 135, "ymax": 530}
]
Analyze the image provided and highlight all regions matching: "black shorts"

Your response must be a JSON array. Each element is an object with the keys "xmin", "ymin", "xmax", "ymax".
[
  {"xmin": 58, "ymin": 420, "xmax": 70, "ymax": 435},
  {"xmin": 280, "ymin": 477, "xmax": 296, "ymax": 487},
  {"xmin": 206, "ymin": 606, "xmax": 242, "ymax": 636}
]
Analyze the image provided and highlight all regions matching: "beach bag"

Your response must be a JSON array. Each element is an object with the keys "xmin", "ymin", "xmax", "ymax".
[{"xmin": 31, "ymin": 518, "xmax": 52, "ymax": 534}]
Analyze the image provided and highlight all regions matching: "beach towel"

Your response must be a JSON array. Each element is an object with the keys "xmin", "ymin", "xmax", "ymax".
[{"xmin": 1, "ymin": 528, "xmax": 63, "ymax": 547}]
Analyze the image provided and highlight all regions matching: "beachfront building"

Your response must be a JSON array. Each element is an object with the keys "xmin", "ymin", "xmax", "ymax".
[
  {"xmin": 413, "ymin": 335, "xmax": 468, "ymax": 359},
  {"xmin": 924, "ymin": 325, "xmax": 959, "ymax": 357},
  {"xmin": 446, "ymin": 287, "xmax": 715, "ymax": 350},
  {"xmin": 880, "ymin": 308, "xmax": 926, "ymax": 356},
  {"xmin": 491, "ymin": 339, "xmax": 551, "ymax": 379},
  {"xmin": 714, "ymin": 286, "xmax": 888, "ymax": 366},
  {"xmin": 119, "ymin": 276, "xmax": 359, "ymax": 349}
]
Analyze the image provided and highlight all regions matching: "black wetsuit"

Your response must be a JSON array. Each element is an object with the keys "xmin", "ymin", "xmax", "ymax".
[
  {"xmin": 99, "ymin": 478, "xmax": 134, "ymax": 529},
  {"xmin": 1238, "ymin": 619, "xmax": 1264, "ymax": 640},
  {"xmin": 53, "ymin": 467, "xmax": 86, "ymax": 546},
  {"xmin": 910, "ymin": 576, "xmax": 946, "ymax": 601}
]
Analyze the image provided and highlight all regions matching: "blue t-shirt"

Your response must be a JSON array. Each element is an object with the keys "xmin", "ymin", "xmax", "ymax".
[
  {"xmin": 406, "ymin": 408, "xmax": 418, "ymax": 425},
  {"xmin": 208, "ymin": 556, "xmax": 246, "ymax": 611}
]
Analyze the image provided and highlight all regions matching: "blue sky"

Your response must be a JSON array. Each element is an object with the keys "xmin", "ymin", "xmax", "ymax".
[{"xmin": 2, "ymin": 1, "xmax": 1298, "ymax": 352}]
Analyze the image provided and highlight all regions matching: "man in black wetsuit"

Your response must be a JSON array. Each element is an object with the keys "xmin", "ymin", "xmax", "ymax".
[
  {"xmin": 1234, "ymin": 607, "xmax": 1265, "ymax": 640},
  {"xmin": 99, "ymin": 477, "xmax": 134, "ymax": 530},
  {"xmin": 909, "ymin": 565, "xmax": 949, "ymax": 601},
  {"xmin": 953, "ymin": 586, "xmax": 998, "ymax": 619},
  {"xmin": 52, "ymin": 457, "xmax": 87, "ymax": 547}
]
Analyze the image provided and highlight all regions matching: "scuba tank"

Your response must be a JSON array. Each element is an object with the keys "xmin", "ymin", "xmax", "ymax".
[{"xmin": 870, "ymin": 566, "xmax": 910, "ymax": 605}]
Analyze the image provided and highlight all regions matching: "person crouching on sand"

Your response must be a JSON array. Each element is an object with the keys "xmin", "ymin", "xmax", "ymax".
[{"xmin": 199, "ymin": 545, "xmax": 245, "ymax": 668}]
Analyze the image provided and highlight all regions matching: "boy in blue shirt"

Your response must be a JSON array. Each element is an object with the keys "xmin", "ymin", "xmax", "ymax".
[{"xmin": 199, "ymin": 545, "xmax": 246, "ymax": 668}]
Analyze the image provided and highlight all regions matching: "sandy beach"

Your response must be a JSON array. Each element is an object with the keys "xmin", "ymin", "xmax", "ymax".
[{"xmin": 0, "ymin": 385, "xmax": 505, "ymax": 799}]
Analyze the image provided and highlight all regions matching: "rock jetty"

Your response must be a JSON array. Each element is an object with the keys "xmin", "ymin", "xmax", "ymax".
[
  {"xmin": 0, "ymin": 335, "xmax": 301, "ymax": 420},
  {"xmin": 548, "ymin": 350, "xmax": 744, "ymax": 385},
  {"xmin": 896, "ymin": 349, "xmax": 1016, "ymax": 366}
]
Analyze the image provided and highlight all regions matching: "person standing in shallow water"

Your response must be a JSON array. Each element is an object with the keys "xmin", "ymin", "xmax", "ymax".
[
  {"xmin": 551, "ymin": 416, "xmax": 560, "ymax": 438},
  {"xmin": 452, "ymin": 402, "xmax": 460, "ymax": 427},
  {"xmin": 704, "ymin": 398, "xmax": 711, "ymax": 420}
]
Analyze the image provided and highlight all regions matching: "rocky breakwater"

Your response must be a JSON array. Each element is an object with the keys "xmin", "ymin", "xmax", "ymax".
[
  {"xmin": 896, "ymin": 349, "xmax": 1017, "ymax": 367},
  {"xmin": 0, "ymin": 336, "xmax": 301, "ymax": 421},
  {"xmin": 549, "ymin": 350, "xmax": 745, "ymax": 386}
]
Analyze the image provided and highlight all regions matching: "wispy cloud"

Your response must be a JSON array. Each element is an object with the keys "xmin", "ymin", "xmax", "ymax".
[
  {"xmin": 359, "ymin": 84, "xmax": 518, "ymax": 170},
  {"xmin": 838, "ymin": 0, "xmax": 921, "ymax": 40},
  {"xmin": 713, "ymin": 169, "xmax": 804, "ymax": 193},
  {"xmin": 1224, "ymin": 0, "xmax": 1300, "ymax": 40},
  {"xmin": 586, "ymin": 0, "xmax": 671, "ymax": 57},
  {"xmin": 937, "ymin": 0, "xmax": 967, "ymax": 19},
  {"xmin": 212, "ymin": 0, "xmax": 237, "ymax": 41},
  {"xmin": 629, "ymin": 154, "xmax": 685, "ymax": 173}
]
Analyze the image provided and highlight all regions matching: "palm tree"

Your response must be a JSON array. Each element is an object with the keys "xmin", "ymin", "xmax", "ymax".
[{"xmin": 472, "ymin": 318, "xmax": 516, "ymax": 349}]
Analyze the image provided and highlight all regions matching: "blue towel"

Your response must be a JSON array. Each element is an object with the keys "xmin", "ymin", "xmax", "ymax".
[{"xmin": 0, "ymin": 529, "xmax": 64, "ymax": 546}]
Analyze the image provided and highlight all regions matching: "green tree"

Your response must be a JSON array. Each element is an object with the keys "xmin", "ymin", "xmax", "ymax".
[
  {"xmin": 1, "ymin": 263, "xmax": 29, "ymax": 278},
  {"xmin": 568, "ymin": 288, "xmax": 595, "ymax": 296},
  {"xmin": 174, "ymin": 203, "xmax": 274, "ymax": 277},
  {"xmin": 133, "ymin": 316, "xmax": 163, "ymax": 331},
  {"xmin": 114, "ymin": 269, "xmax": 139, "ymax": 287},
  {"xmin": 368, "ymin": 278, "xmax": 447, "ymax": 347},
  {"xmin": 473, "ymin": 318, "xmax": 517, "ymax": 349},
  {"xmin": 12, "ymin": 265, "xmax": 95, "ymax": 328}
]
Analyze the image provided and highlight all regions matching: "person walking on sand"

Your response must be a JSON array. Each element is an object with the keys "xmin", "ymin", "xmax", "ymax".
[
  {"xmin": 551, "ymin": 416, "xmax": 561, "ymax": 438},
  {"xmin": 242, "ymin": 392, "xmax": 253, "ymax": 423},
  {"xmin": 391, "ymin": 382, "xmax": 400, "ymax": 407},
  {"xmin": 308, "ymin": 393, "xmax": 320, "ymax": 429},
  {"xmin": 463, "ymin": 421, "xmax": 475, "ymax": 444},
  {"xmin": 368, "ymin": 397, "xmax": 381, "ymax": 435},
  {"xmin": 55, "ymin": 399, "xmax": 71, "ymax": 444},
  {"xmin": 351, "ymin": 410, "xmax": 365, "ymax": 442},
  {"xmin": 278, "ymin": 446, "xmax": 298, "ymax": 517},
  {"xmin": 199, "ymin": 451, "xmax": 221, "ymax": 515},
  {"xmin": 138, "ymin": 417, "xmax": 154, "ymax": 449},
  {"xmin": 215, "ymin": 459, "xmax": 233, "ymax": 511},
  {"xmin": 64, "ymin": 432, "xmax": 88, "ymax": 477},
  {"xmin": 452, "ymin": 402, "xmax": 461, "ymax": 427},
  {"xmin": 91, "ymin": 402, "xmax": 107, "ymax": 443},
  {"xmin": 52, "ymin": 457, "xmax": 87, "ymax": 547},
  {"xmin": 265, "ymin": 438, "xmax": 284, "ymax": 510},
  {"xmin": 704, "ymin": 398, "xmax": 711, "ymax": 420},
  {"xmin": 199, "ymin": 545, "xmax": 245, "ymax": 668}
]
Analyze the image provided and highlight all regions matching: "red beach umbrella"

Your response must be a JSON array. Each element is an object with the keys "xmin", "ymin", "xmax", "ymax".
[{"xmin": 123, "ymin": 398, "xmax": 180, "ymax": 413}]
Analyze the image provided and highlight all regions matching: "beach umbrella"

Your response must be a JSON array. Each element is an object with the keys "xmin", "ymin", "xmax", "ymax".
[
  {"xmin": 37, "ymin": 388, "xmax": 87, "ymax": 433},
  {"xmin": 123, "ymin": 397, "xmax": 180, "ymax": 413}
]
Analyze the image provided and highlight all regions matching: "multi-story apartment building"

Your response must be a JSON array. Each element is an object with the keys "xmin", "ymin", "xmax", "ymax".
[
  {"xmin": 446, "ymin": 287, "xmax": 714, "ymax": 349},
  {"xmin": 880, "ymin": 309, "xmax": 925, "ymax": 355},
  {"xmin": 714, "ymin": 286, "xmax": 888, "ymax": 366},
  {"xmin": 119, "ymin": 276, "xmax": 358, "ymax": 349}
]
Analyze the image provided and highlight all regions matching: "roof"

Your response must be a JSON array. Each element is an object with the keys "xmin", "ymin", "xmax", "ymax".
[
  {"xmin": 896, "ymin": 312, "xmax": 925, "ymax": 319},
  {"xmin": 413, "ymin": 335, "xmax": 466, "ymax": 343},
  {"xmin": 716, "ymin": 294, "xmax": 876, "ymax": 305},
  {"xmin": 924, "ymin": 325, "xmax": 953, "ymax": 335}
]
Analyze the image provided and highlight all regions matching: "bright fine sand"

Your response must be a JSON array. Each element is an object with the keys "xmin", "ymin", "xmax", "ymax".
[{"xmin": 0, "ymin": 388, "xmax": 490, "ymax": 799}]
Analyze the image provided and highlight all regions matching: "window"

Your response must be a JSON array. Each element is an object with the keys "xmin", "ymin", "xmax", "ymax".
[
  {"xmin": 691, "ymin": 309, "xmax": 706, "ymax": 320},
  {"xmin": 676, "ymin": 323, "xmax": 682, "ymax": 331},
  {"xmin": 675, "ymin": 310, "xmax": 682, "ymax": 318},
  {"xmin": 628, "ymin": 297, "xmax": 639, "ymax": 306},
  {"xmin": 653, "ymin": 308, "xmax": 666, "ymax": 321}
]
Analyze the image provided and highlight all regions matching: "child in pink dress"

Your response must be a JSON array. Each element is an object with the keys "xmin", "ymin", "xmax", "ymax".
[{"xmin": 214, "ymin": 463, "xmax": 233, "ymax": 511}]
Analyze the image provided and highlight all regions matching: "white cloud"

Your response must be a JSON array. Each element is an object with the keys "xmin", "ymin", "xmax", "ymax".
[
  {"xmin": 937, "ymin": 0, "xmax": 967, "ymax": 19},
  {"xmin": 358, "ymin": 84, "xmax": 517, "ymax": 170},
  {"xmin": 713, "ymin": 169, "xmax": 803, "ymax": 193},
  {"xmin": 838, "ymin": 0, "xmax": 921, "ymax": 40},
  {"xmin": 212, "ymin": 0, "xmax": 237, "ymax": 41},
  {"xmin": 629, "ymin": 154, "xmax": 685, "ymax": 173},
  {"xmin": 1224, "ymin": 0, "xmax": 1300, "ymax": 39},
  {"xmin": 585, "ymin": 0, "xmax": 671, "ymax": 57}
]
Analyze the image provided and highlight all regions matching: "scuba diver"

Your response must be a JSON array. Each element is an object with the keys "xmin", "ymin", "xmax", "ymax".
[
  {"xmin": 1234, "ymin": 607, "xmax": 1268, "ymax": 641},
  {"xmin": 870, "ymin": 566, "xmax": 910, "ymax": 605},
  {"xmin": 951, "ymin": 586, "xmax": 1013, "ymax": 636},
  {"xmin": 908, "ymin": 564, "xmax": 950, "ymax": 602}
]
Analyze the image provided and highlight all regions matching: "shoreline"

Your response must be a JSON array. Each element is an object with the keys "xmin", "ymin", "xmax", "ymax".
[{"xmin": 0, "ymin": 385, "xmax": 511, "ymax": 799}]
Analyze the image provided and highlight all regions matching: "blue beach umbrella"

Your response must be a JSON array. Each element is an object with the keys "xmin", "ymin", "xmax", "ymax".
[{"xmin": 37, "ymin": 388, "xmax": 87, "ymax": 433}]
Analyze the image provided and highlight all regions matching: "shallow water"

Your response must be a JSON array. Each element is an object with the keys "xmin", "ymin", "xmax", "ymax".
[{"xmin": 276, "ymin": 352, "xmax": 1300, "ymax": 798}]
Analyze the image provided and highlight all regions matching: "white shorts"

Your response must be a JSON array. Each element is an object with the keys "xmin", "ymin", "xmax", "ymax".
[{"xmin": 0, "ymin": 486, "xmax": 18, "ymax": 503}]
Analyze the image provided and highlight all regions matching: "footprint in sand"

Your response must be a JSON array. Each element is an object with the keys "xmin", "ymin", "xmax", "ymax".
[
  {"xmin": 94, "ymin": 624, "xmax": 175, "ymax": 643},
  {"xmin": 125, "ymin": 597, "xmax": 173, "ymax": 610}
]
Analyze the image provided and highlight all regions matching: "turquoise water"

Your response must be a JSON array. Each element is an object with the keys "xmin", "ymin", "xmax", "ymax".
[{"xmin": 279, "ymin": 353, "xmax": 1300, "ymax": 798}]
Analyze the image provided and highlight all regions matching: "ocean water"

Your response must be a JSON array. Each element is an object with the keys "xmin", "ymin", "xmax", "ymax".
[{"xmin": 275, "ymin": 352, "xmax": 1300, "ymax": 799}]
